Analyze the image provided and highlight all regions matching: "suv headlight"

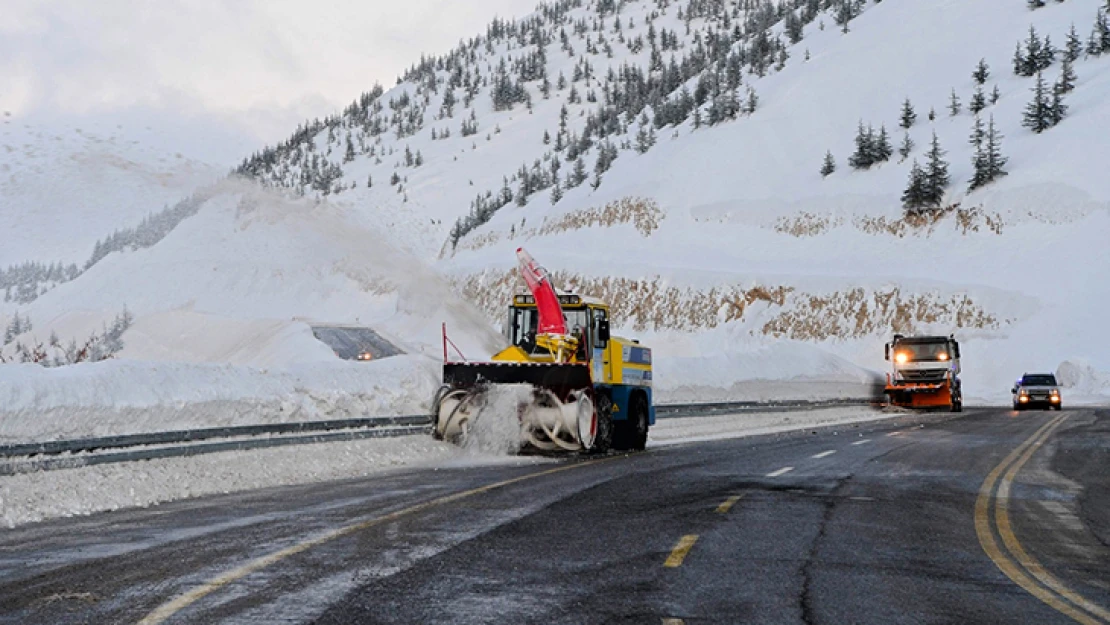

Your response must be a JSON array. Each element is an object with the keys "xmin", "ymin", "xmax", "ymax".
[
  {"xmin": 1049, "ymin": 389, "xmax": 1059, "ymax": 396},
  {"xmin": 1019, "ymin": 388, "xmax": 1029, "ymax": 396}
]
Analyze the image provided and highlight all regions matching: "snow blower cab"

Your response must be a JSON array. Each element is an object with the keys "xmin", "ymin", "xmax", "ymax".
[
  {"xmin": 433, "ymin": 248, "xmax": 654, "ymax": 452},
  {"xmin": 884, "ymin": 334, "xmax": 962, "ymax": 412}
]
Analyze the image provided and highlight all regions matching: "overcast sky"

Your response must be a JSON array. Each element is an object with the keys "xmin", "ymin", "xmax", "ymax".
[{"xmin": 1, "ymin": 0, "xmax": 534, "ymax": 153}]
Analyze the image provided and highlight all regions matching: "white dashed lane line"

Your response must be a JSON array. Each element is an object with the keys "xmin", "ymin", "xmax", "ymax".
[
  {"xmin": 766, "ymin": 467, "xmax": 794, "ymax": 478},
  {"xmin": 852, "ymin": 439, "xmax": 872, "ymax": 446},
  {"xmin": 811, "ymin": 450, "xmax": 837, "ymax": 459}
]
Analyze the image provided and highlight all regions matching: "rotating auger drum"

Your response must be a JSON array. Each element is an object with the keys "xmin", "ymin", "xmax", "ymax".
[{"xmin": 431, "ymin": 361, "xmax": 607, "ymax": 453}]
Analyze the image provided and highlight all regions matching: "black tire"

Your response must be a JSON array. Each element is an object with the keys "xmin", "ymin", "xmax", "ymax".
[
  {"xmin": 951, "ymin": 400, "xmax": 962, "ymax": 413},
  {"xmin": 588, "ymin": 393, "xmax": 614, "ymax": 454},
  {"xmin": 614, "ymin": 393, "xmax": 649, "ymax": 451},
  {"xmin": 1053, "ymin": 404, "xmax": 1062, "ymax": 411}
]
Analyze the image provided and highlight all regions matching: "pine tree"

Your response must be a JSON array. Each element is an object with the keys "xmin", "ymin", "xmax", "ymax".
[
  {"xmin": 875, "ymin": 125, "xmax": 894, "ymax": 163},
  {"xmin": 1021, "ymin": 26, "xmax": 1044, "ymax": 76},
  {"xmin": 990, "ymin": 85, "xmax": 1002, "ymax": 105},
  {"xmin": 848, "ymin": 121, "xmax": 875, "ymax": 169},
  {"xmin": 1097, "ymin": 9, "xmax": 1110, "ymax": 55},
  {"xmin": 1028, "ymin": 0, "xmax": 1045, "ymax": 9},
  {"xmin": 1037, "ymin": 35, "xmax": 1057, "ymax": 71},
  {"xmin": 1022, "ymin": 72, "xmax": 1053, "ymax": 133},
  {"xmin": 1049, "ymin": 82, "xmax": 1068, "ymax": 126},
  {"xmin": 984, "ymin": 116, "xmax": 1009, "ymax": 185},
  {"xmin": 744, "ymin": 88, "xmax": 759, "ymax": 115},
  {"xmin": 969, "ymin": 115, "xmax": 986, "ymax": 153},
  {"xmin": 1065, "ymin": 24, "xmax": 1083, "ymax": 62},
  {"xmin": 1055, "ymin": 56, "xmax": 1077, "ymax": 94},
  {"xmin": 1013, "ymin": 42, "xmax": 1026, "ymax": 76},
  {"xmin": 923, "ymin": 131, "xmax": 950, "ymax": 209},
  {"xmin": 901, "ymin": 160, "xmax": 928, "ymax": 213},
  {"xmin": 899, "ymin": 98, "xmax": 917, "ymax": 129},
  {"xmin": 820, "ymin": 150, "xmax": 836, "ymax": 177},
  {"xmin": 969, "ymin": 85, "xmax": 987, "ymax": 115},
  {"xmin": 899, "ymin": 132, "xmax": 915, "ymax": 159},
  {"xmin": 968, "ymin": 116, "xmax": 988, "ymax": 191},
  {"xmin": 973, "ymin": 58, "xmax": 991, "ymax": 85},
  {"xmin": 948, "ymin": 89, "xmax": 962, "ymax": 116},
  {"xmin": 928, "ymin": 107, "xmax": 936, "ymax": 122},
  {"xmin": 550, "ymin": 179, "xmax": 564, "ymax": 204}
]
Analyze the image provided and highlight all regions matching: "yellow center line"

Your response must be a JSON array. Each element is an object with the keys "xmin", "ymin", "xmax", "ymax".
[
  {"xmin": 974, "ymin": 414, "xmax": 1108, "ymax": 625},
  {"xmin": 995, "ymin": 419, "xmax": 1110, "ymax": 623},
  {"xmin": 716, "ymin": 494, "xmax": 744, "ymax": 514},
  {"xmin": 138, "ymin": 458, "xmax": 618, "ymax": 625},
  {"xmin": 664, "ymin": 535, "xmax": 699, "ymax": 568},
  {"xmin": 661, "ymin": 619, "xmax": 686, "ymax": 625}
]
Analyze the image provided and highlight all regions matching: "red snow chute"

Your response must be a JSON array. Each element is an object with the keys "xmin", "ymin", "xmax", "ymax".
[{"xmin": 516, "ymin": 247, "xmax": 566, "ymax": 336}]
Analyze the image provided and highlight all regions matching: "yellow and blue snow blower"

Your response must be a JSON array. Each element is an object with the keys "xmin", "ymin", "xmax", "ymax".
[{"xmin": 433, "ymin": 248, "xmax": 654, "ymax": 452}]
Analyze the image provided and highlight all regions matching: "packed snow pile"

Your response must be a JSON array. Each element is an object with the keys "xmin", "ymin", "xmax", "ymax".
[{"xmin": 0, "ymin": 355, "xmax": 442, "ymax": 443}]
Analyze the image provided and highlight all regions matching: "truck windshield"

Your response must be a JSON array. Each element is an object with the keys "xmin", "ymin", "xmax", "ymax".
[
  {"xmin": 508, "ymin": 306, "xmax": 589, "ymax": 358},
  {"xmin": 1022, "ymin": 374, "xmax": 1057, "ymax": 386},
  {"xmin": 895, "ymin": 343, "xmax": 952, "ymax": 362}
]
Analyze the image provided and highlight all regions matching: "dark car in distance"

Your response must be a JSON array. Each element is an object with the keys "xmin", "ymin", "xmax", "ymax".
[{"xmin": 1012, "ymin": 373, "xmax": 1062, "ymax": 411}]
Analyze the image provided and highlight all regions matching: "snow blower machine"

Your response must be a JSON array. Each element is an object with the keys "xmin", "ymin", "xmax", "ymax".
[
  {"xmin": 883, "ymin": 334, "xmax": 963, "ymax": 412},
  {"xmin": 432, "ymin": 248, "xmax": 654, "ymax": 453}
]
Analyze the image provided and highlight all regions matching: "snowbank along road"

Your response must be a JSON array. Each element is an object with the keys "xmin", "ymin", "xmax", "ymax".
[{"xmin": 0, "ymin": 407, "xmax": 1106, "ymax": 624}]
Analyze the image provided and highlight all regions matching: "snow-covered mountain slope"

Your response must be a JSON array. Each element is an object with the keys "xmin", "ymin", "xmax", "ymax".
[
  {"xmin": 225, "ymin": 0, "xmax": 1110, "ymax": 401},
  {"xmin": 0, "ymin": 115, "xmax": 232, "ymax": 267}
]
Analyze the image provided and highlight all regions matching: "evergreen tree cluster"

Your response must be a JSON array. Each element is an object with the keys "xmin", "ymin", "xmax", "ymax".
[
  {"xmin": 3, "ymin": 313, "xmax": 32, "ymax": 345},
  {"xmin": 86, "ymin": 193, "xmax": 209, "ymax": 270},
  {"xmin": 1089, "ymin": 8, "xmax": 1110, "ymax": 56},
  {"xmin": 901, "ymin": 132, "xmax": 950, "ymax": 214},
  {"xmin": 1, "ymin": 308, "xmax": 133, "ymax": 367},
  {"xmin": 1, "ymin": 262, "xmax": 80, "ymax": 304},
  {"xmin": 968, "ymin": 115, "xmax": 1008, "ymax": 192},
  {"xmin": 1022, "ymin": 72, "xmax": 1068, "ymax": 133},
  {"xmin": 1013, "ymin": 26, "xmax": 1057, "ymax": 77},
  {"xmin": 847, "ymin": 122, "xmax": 893, "ymax": 170},
  {"xmin": 226, "ymin": 0, "xmax": 890, "ymax": 246}
]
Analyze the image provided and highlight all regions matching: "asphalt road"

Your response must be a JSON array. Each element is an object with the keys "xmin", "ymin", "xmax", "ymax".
[{"xmin": 0, "ymin": 407, "xmax": 1106, "ymax": 624}]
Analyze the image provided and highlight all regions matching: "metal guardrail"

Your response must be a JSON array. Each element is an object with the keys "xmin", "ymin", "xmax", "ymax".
[
  {"xmin": 0, "ymin": 398, "xmax": 880, "ymax": 476},
  {"xmin": 0, "ymin": 414, "xmax": 432, "ymax": 459}
]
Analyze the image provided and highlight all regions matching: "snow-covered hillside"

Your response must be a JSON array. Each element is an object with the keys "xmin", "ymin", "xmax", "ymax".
[
  {"xmin": 4, "ymin": 0, "xmax": 1109, "ymax": 430},
  {"xmin": 0, "ymin": 115, "xmax": 231, "ymax": 267},
  {"xmin": 227, "ymin": 0, "xmax": 1110, "ymax": 402}
]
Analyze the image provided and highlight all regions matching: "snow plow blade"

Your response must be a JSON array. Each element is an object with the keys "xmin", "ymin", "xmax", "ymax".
[{"xmin": 884, "ymin": 381, "xmax": 954, "ymax": 409}]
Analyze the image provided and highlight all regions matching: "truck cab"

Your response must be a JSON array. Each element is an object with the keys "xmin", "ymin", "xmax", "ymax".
[{"xmin": 884, "ymin": 334, "xmax": 962, "ymax": 411}]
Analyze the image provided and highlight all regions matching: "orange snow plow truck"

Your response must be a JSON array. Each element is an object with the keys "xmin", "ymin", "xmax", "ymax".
[{"xmin": 883, "ymin": 334, "xmax": 963, "ymax": 412}]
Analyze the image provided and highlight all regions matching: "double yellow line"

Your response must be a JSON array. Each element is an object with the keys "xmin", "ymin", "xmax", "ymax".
[{"xmin": 975, "ymin": 414, "xmax": 1110, "ymax": 624}]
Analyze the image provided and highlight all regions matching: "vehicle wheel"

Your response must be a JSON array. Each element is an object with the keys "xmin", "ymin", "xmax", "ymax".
[
  {"xmin": 950, "ymin": 400, "xmax": 962, "ymax": 413},
  {"xmin": 1053, "ymin": 404, "xmax": 1062, "ymax": 411},
  {"xmin": 614, "ymin": 393, "xmax": 649, "ymax": 451},
  {"xmin": 588, "ymin": 393, "xmax": 614, "ymax": 454}
]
